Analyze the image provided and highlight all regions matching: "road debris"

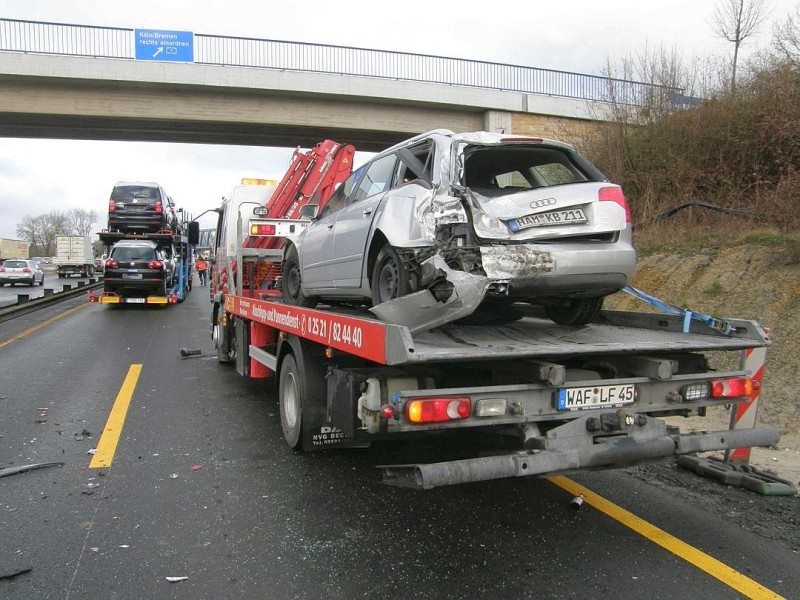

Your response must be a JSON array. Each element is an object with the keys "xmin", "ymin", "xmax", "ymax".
[
  {"xmin": 166, "ymin": 576, "xmax": 189, "ymax": 583},
  {"xmin": 74, "ymin": 428, "xmax": 93, "ymax": 440},
  {"xmin": 0, "ymin": 568, "xmax": 32, "ymax": 581},
  {"xmin": 87, "ymin": 448, "xmax": 98, "ymax": 455},
  {"xmin": 570, "ymin": 494, "xmax": 585, "ymax": 510},
  {"xmin": 0, "ymin": 462, "xmax": 64, "ymax": 478},
  {"xmin": 191, "ymin": 464, "xmax": 203, "ymax": 472},
  {"xmin": 180, "ymin": 347, "xmax": 202, "ymax": 357}
]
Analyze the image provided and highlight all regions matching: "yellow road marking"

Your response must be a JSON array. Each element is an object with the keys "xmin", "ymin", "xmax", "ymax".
[
  {"xmin": 548, "ymin": 475, "xmax": 785, "ymax": 600},
  {"xmin": 89, "ymin": 365, "xmax": 142, "ymax": 469},
  {"xmin": 0, "ymin": 303, "xmax": 89, "ymax": 349}
]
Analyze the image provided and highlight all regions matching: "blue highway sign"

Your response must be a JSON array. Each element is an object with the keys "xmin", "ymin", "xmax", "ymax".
[{"xmin": 135, "ymin": 29, "xmax": 194, "ymax": 62}]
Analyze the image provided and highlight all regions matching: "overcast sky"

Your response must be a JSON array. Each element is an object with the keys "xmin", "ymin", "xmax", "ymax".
[{"xmin": 0, "ymin": 0, "xmax": 796, "ymax": 241}]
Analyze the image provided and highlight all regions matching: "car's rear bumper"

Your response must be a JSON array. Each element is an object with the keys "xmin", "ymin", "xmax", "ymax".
[
  {"xmin": 108, "ymin": 213, "xmax": 166, "ymax": 232},
  {"xmin": 479, "ymin": 242, "xmax": 636, "ymax": 299}
]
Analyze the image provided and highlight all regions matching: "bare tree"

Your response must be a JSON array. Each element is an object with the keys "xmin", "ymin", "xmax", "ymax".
[
  {"xmin": 66, "ymin": 207, "xmax": 98, "ymax": 237},
  {"xmin": 772, "ymin": 4, "xmax": 800, "ymax": 67},
  {"xmin": 711, "ymin": 0, "xmax": 771, "ymax": 91},
  {"xmin": 15, "ymin": 211, "xmax": 70, "ymax": 256}
]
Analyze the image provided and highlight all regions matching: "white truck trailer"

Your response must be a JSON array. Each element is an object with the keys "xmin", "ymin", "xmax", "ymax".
[{"xmin": 54, "ymin": 235, "xmax": 94, "ymax": 278}]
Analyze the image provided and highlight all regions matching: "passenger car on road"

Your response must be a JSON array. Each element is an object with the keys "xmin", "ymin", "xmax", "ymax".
[
  {"xmin": 108, "ymin": 181, "xmax": 180, "ymax": 234},
  {"xmin": 282, "ymin": 129, "xmax": 636, "ymax": 328},
  {"xmin": 0, "ymin": 259, "xmax": 45, "ymax": 286},
  {"xmin": 103, "ymin": 240, "xmax": 173, "ymax": 296}
]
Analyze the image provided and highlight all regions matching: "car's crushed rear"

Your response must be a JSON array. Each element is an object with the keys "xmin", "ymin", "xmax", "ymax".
[{"xmin": 372, "ymin": 133, "xmax": 637, "ymax": 331}]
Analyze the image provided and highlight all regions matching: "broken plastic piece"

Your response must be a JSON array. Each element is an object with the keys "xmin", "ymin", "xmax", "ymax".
[
  {"xmin": 166, "ymin": 576, "xmax": 189, "ymax": 583},
  {"xmin": 87, "ymin": 448, "xmax": 98, "ymax": 455},
  {"xmin": 191, "ymin": 464, "xmax": 203, "ymax": 472},
  {"xmin": 180, "ymin": 347, "xmax": 202, "ymax": 357},
  {"xmin": 571, "ymin": 494, "xmax": 585, "ymax": 509}
]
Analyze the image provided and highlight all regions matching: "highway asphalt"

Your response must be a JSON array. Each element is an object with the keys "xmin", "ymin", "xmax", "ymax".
[{"xmin": 0, "ymin": 288, "xmax": 797, "ymax": 599}]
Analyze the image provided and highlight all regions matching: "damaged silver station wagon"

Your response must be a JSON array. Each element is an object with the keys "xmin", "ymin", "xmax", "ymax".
[{"xmin": 281, "ymin": 129, "xmax": 637, "ymax": 332}]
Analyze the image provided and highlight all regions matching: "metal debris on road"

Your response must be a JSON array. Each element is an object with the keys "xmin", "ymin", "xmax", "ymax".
[
  {"xmin": 0, "ymin": 462, "xmax": 64, "ymax": 478},
  {"xmin": 0, "ymin": 568, "xmax": 32, "ymax": 581},
  {"xmin": 166, "ymin": 576, "xmax": 189, "ymax": 583}
]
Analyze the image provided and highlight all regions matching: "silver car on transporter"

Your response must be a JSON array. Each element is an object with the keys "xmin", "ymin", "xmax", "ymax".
[{"xmin": 281, "ymin": 130, "xmax": 636, "ymax": 331}]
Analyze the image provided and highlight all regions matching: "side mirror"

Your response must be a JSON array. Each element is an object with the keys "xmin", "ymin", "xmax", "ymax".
[
  {"xmin": 187, "ymin": 221, "xmax": 200, "ymax": 245},
  {"xmin": 299, "ymin": 204, "xmax": 318, "ymax": 219}
]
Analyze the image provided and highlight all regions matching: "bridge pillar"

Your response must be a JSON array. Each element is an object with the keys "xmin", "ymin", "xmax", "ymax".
[{"xmin": 483, "ymin": 110, "xmax": 513, "ymax": 134}]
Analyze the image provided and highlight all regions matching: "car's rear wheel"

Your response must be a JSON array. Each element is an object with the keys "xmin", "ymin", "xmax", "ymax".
[
  {"xmin": 544, "ymin": 297, "xmax": 604, "ymax": 326},
  {"xmin": 39, "ymin": 276, "xmax": 44, "ymax": 287},
  {"xmin": 371, "ymin": 244, "xmax": 409, "ymax": 305},
  {"xmin": 282, "ymin": 246, "xmax": 317, "ymax": 307}
]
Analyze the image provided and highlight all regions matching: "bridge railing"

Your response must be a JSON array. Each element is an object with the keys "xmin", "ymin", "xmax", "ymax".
[{"xmin": 0, "ymin": 18, "xmax": 679, "ymax": 106}]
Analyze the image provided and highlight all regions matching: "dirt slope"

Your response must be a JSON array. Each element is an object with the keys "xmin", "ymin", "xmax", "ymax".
[{"xmin": 605, "ymin": 241, "xmax": 800, "ymax": 486}]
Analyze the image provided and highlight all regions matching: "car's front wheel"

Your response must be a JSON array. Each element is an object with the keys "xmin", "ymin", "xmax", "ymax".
[
  {"xmin": 282, "ymin": 246, "xmax": 317, "ymax": 307},
  {"xmin": 371, "ymin": 244, "xmax": 409, "ymax": 305},
  {"xmin": 544, "ymin": 297, "xmax": 604, "ymax": 326}
]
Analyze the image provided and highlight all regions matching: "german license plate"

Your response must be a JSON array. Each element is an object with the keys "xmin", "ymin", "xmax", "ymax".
[
  {"xmin": 556, "ymin": 384, "xmax": 636, "ymax": 411},
  {"xmin": 122, "ymin": 273, "xmax": 143, "ymax": 279},
  {"xmin": 508, "ymin": 208, "xmax": 587, "ymax": 232},
  {"xmin": 126, "ymin": 298, "xmax": 146, "ymax": 303}
]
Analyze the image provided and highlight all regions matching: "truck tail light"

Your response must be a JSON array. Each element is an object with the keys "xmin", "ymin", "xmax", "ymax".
[
  {"xmin": 711, "ymin": 377, "xmax": 755, "ymax": 399},
  {"xmin": 251, "ymin": 224, "xmax": 277, "ymax": 236},
  {"xmin": 406, "ymin": 397, "xmax": 471, "ymax": 423},
  {"xmin": 599, "ymin": 186, "xmax": 631, "ymax": 223},
  {"xmin": 148, "ymin": 260, "xmax": 163, "ymax": 269},
  {"xmin": 105, "ymin": 259, "xmax": 118, "ymax": 269},
  {"xmin": 154, "ymin": 201, "xmax": 163, "ymax": 214},
  {"xmin": 108, "ymin": 200, "xmax": 116, "ymax": 213}
]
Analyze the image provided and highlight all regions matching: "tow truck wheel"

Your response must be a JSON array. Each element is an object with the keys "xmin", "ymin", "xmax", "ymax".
[
  {"xmin": 544, "ymin": 297, "xmax": 604, "ymax": 326},
  {"xmin": 371, "ymin": 244, "xmax": 409, "ymax": 305},
  {"xmin": 282, "ymin": 246, "xmax": 317, "ymax": 308},
  {"xmin": 279, "ymin": 354, "xmax": 304, "ymax": 448},
  {"xmin": 215, "ymin": 318, "xmax": 236, "ymax": 364}
]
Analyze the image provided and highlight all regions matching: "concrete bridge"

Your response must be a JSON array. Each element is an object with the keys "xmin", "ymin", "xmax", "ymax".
[{"xmin": 0, "ymin": 19, "xmax": 669, "ymax": 151}]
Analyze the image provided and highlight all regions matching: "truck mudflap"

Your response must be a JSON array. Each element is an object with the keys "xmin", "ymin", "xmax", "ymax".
[{"xmin": 379, "ymin": 418, "xmax": 780, "ymax": 490}]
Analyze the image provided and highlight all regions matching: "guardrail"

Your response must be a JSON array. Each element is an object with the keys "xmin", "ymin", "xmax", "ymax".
[
  {"xmin": 0, "ymin": 18, "xmax": 680, "ymax": 106},
  {"xmin": 0, "ymin": 279, "xmax": 103, "ymax": 323}
]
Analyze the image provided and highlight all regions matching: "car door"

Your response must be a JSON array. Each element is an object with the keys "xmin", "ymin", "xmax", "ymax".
[
  {"xmin": 298, "ymin": 171, "xmax": 357, "ymax": 288},
  {"xmin": 330, "ymin": 153, "xmax": 398, "ymax": 288}
]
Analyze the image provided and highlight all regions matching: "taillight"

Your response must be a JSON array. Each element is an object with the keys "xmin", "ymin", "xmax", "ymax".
[
  {"xmin": 250, "ymin": 224, "xmax": 277, "ymax": 236},
  {"xmin": 108, "ymin": 200, "xmax": 116, "ymax": 213},
  {"xmin": 711, "ymin": 377, "xmax": 755, "ymax": 399},
  {"xmin": 599, "ymin": 186, "xmax": 631, "ymax": 223},
  {"xmin": 154, "ymin": 201, "xmax": 163, "ymax": 214},
  {"xmin": 22, "ymin": 267, "xmax": 31, "ymax": 273},
  {"xmin": 406, "ymin": 397, "xmax": 471, "ymax": 423},
  {"xmin": 0, "ymin": 267, "xmax": 5, "ymax": 273},
  {"xmin": 105, "ymin": 259, "xmax": 118, "ymax": 269},
  {"xmin": 148, "ymin": 260, "xmax": 163, "ymax": 269}
]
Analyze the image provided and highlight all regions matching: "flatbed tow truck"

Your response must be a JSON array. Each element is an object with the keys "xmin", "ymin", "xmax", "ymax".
[{"xmin": 208, "ymin": 140, "xmax": 780, "ymax": 491}]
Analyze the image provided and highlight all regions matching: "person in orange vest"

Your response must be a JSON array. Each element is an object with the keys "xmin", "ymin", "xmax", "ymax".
[{"xmin": 195, "ymin": 255, "xmax": 208, "ymax": 286}]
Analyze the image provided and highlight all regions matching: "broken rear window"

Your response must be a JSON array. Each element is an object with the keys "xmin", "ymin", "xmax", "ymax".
[{"xmin": 463, "ymin": 145, "xmax": 598, "ymax": 191}]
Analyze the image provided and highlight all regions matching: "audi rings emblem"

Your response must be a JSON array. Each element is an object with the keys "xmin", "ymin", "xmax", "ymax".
[{"xmin": 530, "ymin": 198, "xmax": 557, "ymax": 209}]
